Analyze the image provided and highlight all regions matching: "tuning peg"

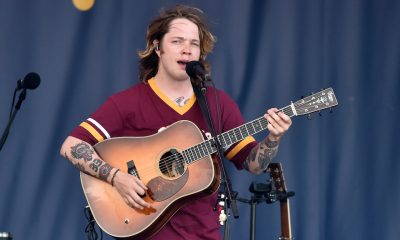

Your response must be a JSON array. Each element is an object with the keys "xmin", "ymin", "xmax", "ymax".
[{"xmin": 307, "ymin": 114, "xmax": 312, "ymax": 120}]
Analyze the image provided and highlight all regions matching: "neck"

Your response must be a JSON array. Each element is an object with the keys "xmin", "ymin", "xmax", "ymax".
[{"xmin": 153, "ymin": 75, "xmax": 193, "ymax": 100}]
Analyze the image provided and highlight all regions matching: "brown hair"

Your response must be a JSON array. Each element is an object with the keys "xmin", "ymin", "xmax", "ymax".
[{"xmin": 138, "ymin": 5, "xmax": 216, "ymax": 82}]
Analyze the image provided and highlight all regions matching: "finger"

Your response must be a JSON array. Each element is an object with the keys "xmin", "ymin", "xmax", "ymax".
[
  {"xmin": 126, "ymin": 193, "xmax": 148, "ymax": 209},
  {"xmin": 267, "ymin": 120, "xmax": 284, "ymax": 135},
  {"xmin": 131, "ymin": 193, "xmax": 151, "ymax": 208},
  {"xmin": 134, "ymin": 177, "xmax": 148, "ymax": 191},
  {"xmin": 277, "ymin": 112, "xmax": 292, "ymax": 125},
  {"xmin": 267, "ymin": 108, "xmax": 279, "ymax": 113},
  {"xmin": 265, "ymin": 113, "xmax": 284, "ymax": 131},
  {"xmin": 125, "ymin": 196, "xmax": 136, "ymax": 208},
  {"xmin": 269, "ymin": 110, "xmax": 284, "ymax": 124},
  {"xmin": 132, "ymin": 181, "xmax": 147, "ymax": 197},
  {"xmin": 269, "ymin": 110, "xmax": 291, "ymax": 131}
]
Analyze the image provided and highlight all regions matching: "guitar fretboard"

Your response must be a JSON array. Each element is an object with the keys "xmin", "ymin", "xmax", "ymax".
[{"xmin": 182, "ymin": 105, "xmax": 294, "ymax": 164}]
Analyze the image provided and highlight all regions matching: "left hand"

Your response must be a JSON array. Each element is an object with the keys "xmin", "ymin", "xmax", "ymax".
[{"xmin": 264, "ymin": 108, "xmax": 292, "ymax": 141}]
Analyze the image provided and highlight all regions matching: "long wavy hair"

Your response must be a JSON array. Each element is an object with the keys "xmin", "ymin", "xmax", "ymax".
[{"xmin": 138, "ymin": 5, "xmax": 216, "ymax": 82}]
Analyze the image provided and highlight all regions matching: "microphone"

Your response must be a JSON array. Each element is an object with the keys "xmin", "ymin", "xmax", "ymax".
[
  {"xmin": 16, "ymin": 72, "xmax": 41, "ymax": 90},
  {"xmin": 185, "ymin": 61, "xmax": 209, "ymax": 83}
]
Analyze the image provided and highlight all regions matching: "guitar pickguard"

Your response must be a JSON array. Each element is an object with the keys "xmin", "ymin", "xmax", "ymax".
[{"xmin": 147, "ymin": 170, "xmax": 189, "ymax": 202}]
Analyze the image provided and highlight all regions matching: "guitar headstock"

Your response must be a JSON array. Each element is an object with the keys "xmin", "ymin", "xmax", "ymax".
[
  {"xmin": 293, "ymin": 88, "xmax": 338, "ymax": 116},
  {"xmin": 267, "ymin": 162, "xmax": 287, "ymax": 193}
]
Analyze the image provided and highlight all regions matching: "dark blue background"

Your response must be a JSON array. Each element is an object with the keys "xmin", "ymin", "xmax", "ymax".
[{"xmin": 1, "ymin": 0, "xmax": 399, "ymax": 239}]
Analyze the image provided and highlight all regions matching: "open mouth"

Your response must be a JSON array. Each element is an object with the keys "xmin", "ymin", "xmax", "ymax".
[{"xmin": 177, "ymin": 60, "xmax": 189, "ymax": 68}]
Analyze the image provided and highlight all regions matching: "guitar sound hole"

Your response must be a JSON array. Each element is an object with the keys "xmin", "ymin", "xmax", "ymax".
[{"xmin": 159, "ymin": 149, "xmax": 185, "ymax": 178}]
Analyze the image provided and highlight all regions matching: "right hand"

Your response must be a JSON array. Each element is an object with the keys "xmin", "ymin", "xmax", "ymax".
[{"xmin": 112, "ymin": 171, "xmax": 151, "ymax": 210}]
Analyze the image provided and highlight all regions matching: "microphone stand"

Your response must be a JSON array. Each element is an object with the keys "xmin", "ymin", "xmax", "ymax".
[
  {"xmin": 191, "ymin": 78, "xmax": 239, "ymax": 240},
  {"xmin": 0, "ymin": 89, "xmax": 27, "ymax": 151},
  {"xmin": 236, "ymin": 181, "xmax": 295, "ymax": 240}
]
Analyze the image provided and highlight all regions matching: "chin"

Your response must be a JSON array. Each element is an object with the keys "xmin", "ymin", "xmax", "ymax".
[{"xmin": 175, "ymin": 74, "xmax": 190, "ymax": 81}]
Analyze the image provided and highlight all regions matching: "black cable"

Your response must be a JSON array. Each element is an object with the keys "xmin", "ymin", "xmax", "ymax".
[{"xmin": 84, "ymin": 206, "xmax": 103, "ymax": 240}]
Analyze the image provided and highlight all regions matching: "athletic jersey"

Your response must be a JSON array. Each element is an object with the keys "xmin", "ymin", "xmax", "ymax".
[{"xmin": 70, "ymin": 78, "xmax": 257, "ymax": 239}]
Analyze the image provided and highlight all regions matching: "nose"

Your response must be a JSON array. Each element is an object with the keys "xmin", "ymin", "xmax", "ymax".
[{"xmin": 182, "ymin": 42, "xmax": 192, "ymax": 55}]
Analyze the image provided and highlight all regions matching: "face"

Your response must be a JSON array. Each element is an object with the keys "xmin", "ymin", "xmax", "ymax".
[{"xmin": 155, "ymin": 18, "xmax": 201, "ymax": 82}]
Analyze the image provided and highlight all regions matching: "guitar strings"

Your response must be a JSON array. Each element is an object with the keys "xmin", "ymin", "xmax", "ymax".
[{"xmin": 136, "ymin": 96, "xmax": 329, "ymax": 175}]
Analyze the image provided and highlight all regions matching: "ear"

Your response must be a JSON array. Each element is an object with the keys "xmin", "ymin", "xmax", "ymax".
[{"xmin": 153, "ymin": 40, "xmax": 160, "ymax": 55}]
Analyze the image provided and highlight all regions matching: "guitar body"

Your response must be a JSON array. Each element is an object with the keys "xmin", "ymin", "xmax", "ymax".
[{"xmin": 81, "ymin": 120, "xmax": 220, "ymax": 239}]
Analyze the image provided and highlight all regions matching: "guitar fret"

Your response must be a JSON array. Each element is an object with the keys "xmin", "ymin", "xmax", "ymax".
[
  {"xmin": 227, "ymin": 131, "xmax": 234, "ymax": 145},
  {"xmin": 248, "ymin": 123, "xmax": 254, "ymax": 135},
  {"xmin": 202, "ymin": 141, "xmax": 208, "ymax": 156},
  {"xmin": 250, "ymin": 120, "xmax": 257, "ymax": 134},
  {"xmin": 188, "ymin": 147, "xmax": 195, "ymax": 163},
  {"xmin": 199, "ymin": 143, "xmax": 205, "ymax": 157},
  {"xmin": 240, "ymin": 125, "xmax": 247, "ymax": 139},
  {"xmin": 234, "ymin": 128, "xmax": 240, "ymax": 141},
  {"xmin": 217, "ymin": 135, "xmax": 225, "ymax": 148},
  {"xmin": 194, "ymin": 145, "xmax": 200, "ymax": 160},
  {"xmin": 183, "ymin": 150, "xmax": 188, "ymax": 164}
]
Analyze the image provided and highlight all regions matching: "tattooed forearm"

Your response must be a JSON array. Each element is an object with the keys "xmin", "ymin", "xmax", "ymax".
[
  {"xmin": 66, "ymin": 142, "xmax": 113, "ymax": 183},
  {"xmin": 99, "ymin": 163, "xmax": 112, "ymax": 181},
  {"xmin": 243, "ymin": 137, "xmax": 279, "ymax": 174},
  {"xmin": 73, "ymin": 162, "xmax": 91, "ymax": 175},
  {"xmin": 70, "ymin": 142, "xmax": 94, "ymax": 161},
  {"xmin": 89, "ymin": 159, "xmax": 103, "ymax": 172},
  {"xmin": 65, "ymin": 151, "xmax": 90, "ymax": 174}
]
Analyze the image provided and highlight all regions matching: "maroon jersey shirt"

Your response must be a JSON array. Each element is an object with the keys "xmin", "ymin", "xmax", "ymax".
[{"xmin": 70, "ymin": 78, "xmax": 257, "ymax": 239}]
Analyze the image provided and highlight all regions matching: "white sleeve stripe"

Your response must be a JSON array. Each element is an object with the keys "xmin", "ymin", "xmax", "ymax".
[{"xmin": 87, "ymin": 118, "xmax": 111, "ymax": 139}]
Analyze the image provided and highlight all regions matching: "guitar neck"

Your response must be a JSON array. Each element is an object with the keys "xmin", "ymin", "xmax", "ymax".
[
  {"xmin": 280, "ymin": 199, "xmax": 293, "ymax": 240},
  {"xmin": 183, "ymin": 87, "xmax": 338, "ymax": 165},
  {"xmin": 183, "ymin": 105, "xmax": 295, "ymax": 164}
]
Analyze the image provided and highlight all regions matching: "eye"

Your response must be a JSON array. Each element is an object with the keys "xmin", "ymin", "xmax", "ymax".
[{"xmin": 172, "ymin": 39, "xmax": 182, "ymax": 44}]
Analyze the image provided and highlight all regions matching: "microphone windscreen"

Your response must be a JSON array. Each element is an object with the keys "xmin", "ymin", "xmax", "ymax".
[
  {"xmin": 185, "ymin": 61, "xmax": 204, "ymax": 79},
  {"xmin": 24, "ymin": 72, "xmax": 41, "ymax": 90}
]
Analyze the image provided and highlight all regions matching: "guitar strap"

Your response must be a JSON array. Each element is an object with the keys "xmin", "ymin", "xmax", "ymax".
[{"xmin": 192, "ymin": 85, "xmax": 218, "ymax": 145}]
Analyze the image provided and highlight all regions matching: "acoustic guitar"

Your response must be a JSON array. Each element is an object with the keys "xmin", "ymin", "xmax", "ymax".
[{"xmin": 80, "ymin": 88, "xmax": 338, "ymax": 238}]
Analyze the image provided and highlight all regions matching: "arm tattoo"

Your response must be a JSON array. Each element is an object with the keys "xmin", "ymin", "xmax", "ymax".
[
  {"xmin": 70, "ymin": 142, "xmax": 94, "ymax": 162},
  {"xmin": 243, "ymin": 138, "xmax": 279, "ymax": 173},
  {"xmin": 242, "ymin": 158, "xmax": 250, "ymax": 171},
  {"xmin": 89, "ymin": 159, "xmax": 102, "ymax": 172},
  {"xmin": 65, "ymin": 151, "xmax": 91, "ymax": 174},
  {"xmin": 68, "ymin": 142, "xmax": 112, "ymax": 182},
  {"xmin": 73, "ymin": 162, "xmax": 91, "ymax": 175},
  {"xmin": 99, "ymin": 163, "xmax": 112, "ymax": 181}
]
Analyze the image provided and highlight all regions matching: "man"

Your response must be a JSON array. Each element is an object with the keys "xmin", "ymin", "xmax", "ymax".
[{"xmin": 60, "ymin": 5, "xmax": 292, "ymax": 240}]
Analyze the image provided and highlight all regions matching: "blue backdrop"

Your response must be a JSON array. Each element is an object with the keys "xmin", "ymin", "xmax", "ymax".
[{"xmin": 1, "ymin": 0, "xmax": 399, "ymax": 239}]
